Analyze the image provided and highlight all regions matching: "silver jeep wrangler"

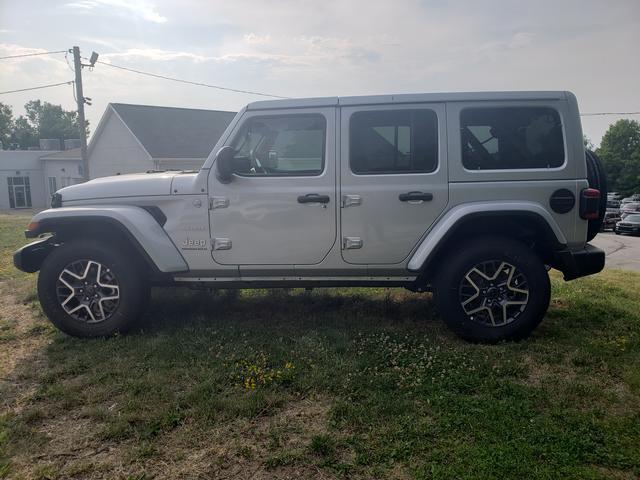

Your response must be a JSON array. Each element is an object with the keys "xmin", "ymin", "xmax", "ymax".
[{"xmin": 14, "ymin": 91, "xmax": 606, "ymax": 342}]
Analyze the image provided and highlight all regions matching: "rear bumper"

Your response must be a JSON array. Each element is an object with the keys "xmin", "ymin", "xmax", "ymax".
[{"xmin": 553, "ymin": 244, "xmax": 605, "ymax": 281}]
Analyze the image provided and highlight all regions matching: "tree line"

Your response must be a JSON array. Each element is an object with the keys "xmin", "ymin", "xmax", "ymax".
[
  {"xmin": 594, "ymin": 119, "xmax": 640, "ymax": 196},
  {"xmin": 0, "ymin": 101, "xmax": 89, "ymax": 150}
]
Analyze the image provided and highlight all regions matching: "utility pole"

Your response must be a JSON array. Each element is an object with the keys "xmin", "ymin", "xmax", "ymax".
[
  {"xmin": 71, "ymin": 46, "xmax": 99, "ymax": 181},
  {"xmin": 72, "ymin": 46, "xmax": 90, "ymax": 181}
]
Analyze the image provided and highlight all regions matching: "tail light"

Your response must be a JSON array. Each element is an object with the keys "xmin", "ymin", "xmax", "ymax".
[{"xmin": 580, "ymin": 188, "xmax": 600, "ymax": 220}]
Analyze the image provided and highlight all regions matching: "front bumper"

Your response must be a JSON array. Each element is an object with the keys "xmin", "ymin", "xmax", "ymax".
[
  {"xmin": 615, "ymin": 225, "xmax": 640, "ymax": 234},
  {"xmin": 13, "ymin": 237, "xmax": 55, "ymax": 273},
  {"xmin": 553, "ymin": 244, "xmax": 605, "ymax": 281}
]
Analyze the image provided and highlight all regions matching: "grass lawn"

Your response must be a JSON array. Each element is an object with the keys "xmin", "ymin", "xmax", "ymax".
[{"xmin": 0, "ymin": 212, "xmax": 639, "ymax": 479}]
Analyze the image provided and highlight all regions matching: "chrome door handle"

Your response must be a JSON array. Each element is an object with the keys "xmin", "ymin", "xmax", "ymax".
[
  {"xmin": 399, "ymin": 191, "xmax": 433, "ymax": 203},
  {"xmin": 298, "ymin": 193, "xmax": 330, "ymax": 204}
]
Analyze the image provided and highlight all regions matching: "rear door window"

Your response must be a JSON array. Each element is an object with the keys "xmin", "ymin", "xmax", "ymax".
[
  {"xmin": 461, "ymin": 107, "xmax": 564, "ymax": 170},
  {"xmin": 350, "ymin": 109, "xmax": 438, "ymax": 174}
]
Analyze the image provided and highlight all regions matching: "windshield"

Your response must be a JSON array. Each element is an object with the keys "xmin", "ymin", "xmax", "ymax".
[{"xmin": 624, "ymin": 214, "xmax": 640, "ymax": 222}]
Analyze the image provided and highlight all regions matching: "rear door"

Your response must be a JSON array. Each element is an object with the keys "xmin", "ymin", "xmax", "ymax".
[{"xmin": 339, "ymin": 104, "xmax": 448, "ymax": 264}]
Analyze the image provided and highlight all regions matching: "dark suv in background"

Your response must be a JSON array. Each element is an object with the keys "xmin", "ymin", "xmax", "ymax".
[{"xmin": 615, "ymin": 213, "xmax": 640, "ymax": 236}]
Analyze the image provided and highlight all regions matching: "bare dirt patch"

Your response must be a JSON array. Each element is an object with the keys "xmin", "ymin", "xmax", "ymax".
[
  {"xmin": 6, "ymin": 387, "xmax": 344, "ymax": 479},
  {"xmin": 134, "ymin": 395, "xmax": 337, "ymax": 480},
  {"xmin": 0, "ymin": 281, "xmax": 49, "ymax": 411}
]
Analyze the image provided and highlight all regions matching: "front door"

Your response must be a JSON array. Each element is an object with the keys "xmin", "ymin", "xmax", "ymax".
[
  {"xmin": 340, "ymin": 104, "xmax": 448, "ymax": 264},
  {"xmin": 8, "ymin": 177, "xmax": 32, "ymax": 209},
  {"xmin": 209, "ymin": 108, "xmax": 336, "ymax": 266}
]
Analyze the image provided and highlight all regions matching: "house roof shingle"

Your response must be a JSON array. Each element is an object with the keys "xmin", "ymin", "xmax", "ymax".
[{"xmin": 110, "ymin": 103, "xmax": 236, "ymax": 159}]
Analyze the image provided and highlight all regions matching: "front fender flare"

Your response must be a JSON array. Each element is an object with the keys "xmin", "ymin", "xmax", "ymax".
[
  {"xmin": 25, "ymin": 206, "xmax": 188, "ymax": 273},
  {"xmin": 407, "ymin": 201, "xmax": 567, "ymax": 272}
]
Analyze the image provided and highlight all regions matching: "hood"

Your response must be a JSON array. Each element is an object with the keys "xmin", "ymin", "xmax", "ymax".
[{"xmin": 58, "ymin": 172, "xmax": 181, "ymax": 202}]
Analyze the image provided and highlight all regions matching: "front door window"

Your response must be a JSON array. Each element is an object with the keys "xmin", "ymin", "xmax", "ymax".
[{"xmin": 231, "ymin": 115, "xmax": 326, "ymax": 176}]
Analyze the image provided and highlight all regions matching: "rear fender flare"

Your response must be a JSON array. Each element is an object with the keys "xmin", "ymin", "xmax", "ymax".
[{"xmin": 407, "ymin": 201, "xmax": 567, "ymax": 273}]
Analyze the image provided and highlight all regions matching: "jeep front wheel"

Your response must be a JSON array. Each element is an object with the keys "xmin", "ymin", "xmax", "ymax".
[
  {"xmin": 37, "ymin": 239, "xmax": 150, "ymax": 337},
  {"xmin": 434, "ymin": 236, "xmax": 550, "ymax": 343}
]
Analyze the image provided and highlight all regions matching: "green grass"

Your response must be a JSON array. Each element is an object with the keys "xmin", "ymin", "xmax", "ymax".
[{"xmin": 0, "ymin": 213, "xmax": 639, "ymax": 479}]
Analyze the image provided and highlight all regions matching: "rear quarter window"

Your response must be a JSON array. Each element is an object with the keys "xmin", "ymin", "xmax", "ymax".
[{"xmin": 461, "ymin": 107, "xmax": 565, "ymax": 170}]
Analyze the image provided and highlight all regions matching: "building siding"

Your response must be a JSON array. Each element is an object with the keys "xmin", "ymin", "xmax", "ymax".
[
  {"xmin": 89, "ymin": 112, "xmax": 153, "ymax": 179},
  {"xmin": 43, "ymin": 159, "xmax": 84, "ymax": 197},
  {"xmin": 0, "ymin": 151, "xmax": 52, "ymax": 210}
]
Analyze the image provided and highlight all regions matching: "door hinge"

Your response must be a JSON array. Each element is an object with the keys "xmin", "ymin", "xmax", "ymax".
[
  {"xmin": 212, "ymin": 238, "xmax": 232, "ymax": 250},
  {"xmin": 342, "ymin": 236, "xmax": 363, "ymax": 250},
  {"xmin": 209, "ymin": 196, "xmax": 229, "ymax": 210},
  {"xmin": 341, "ymin": 194, "xmax": 362, "ymax": 208}
]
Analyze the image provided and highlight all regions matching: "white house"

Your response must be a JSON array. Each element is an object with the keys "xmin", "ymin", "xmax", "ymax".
[
  {"xmin": 40, "ymin": 148, "xmax": 85, "ymax": 197},
  {"xmin": 88, "ymin": 103, "xmax": 236, "ymax": 177},
  {"xmin": 0, "ymin": 150, "xmax": 49, "ymax": 210},
  {"xmin": 0, "ymin": 103, "xmax": 236, "ymax": 210}
]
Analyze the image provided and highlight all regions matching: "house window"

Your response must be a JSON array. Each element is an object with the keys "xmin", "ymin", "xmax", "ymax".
[
  {"xmin": 460, "ymin": 107, "xmax": 565, "ymax": 170},
  {"xmin": 7, "ymin": 176, "xmax": 32, "ymax": 209},
  {"xmin": 350, "ymin": 109, "xmax": 439, "ymax": 174},
  {"xmin": 48, "ymin": 177, "xmax": 57, "ymax": 197}
]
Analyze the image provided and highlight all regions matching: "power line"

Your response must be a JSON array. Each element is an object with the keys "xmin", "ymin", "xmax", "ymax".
[
  {"xmin": 581, "ymin": 112, "xmax": 640, "ymax": 116},
  {"xmin": 2, "ymin": 49, "xmax": 637, "ymax": 108},
  {"xmin": 92, "ymin": 59, "xmax": 290, "ymax": 99},
  {"xmin": 0, "ymin": 80, "xmax": 74, "ymax": 95},
  {"xmin": 0, "ymin": 50, "xmax": 66, "ymax": 60}
]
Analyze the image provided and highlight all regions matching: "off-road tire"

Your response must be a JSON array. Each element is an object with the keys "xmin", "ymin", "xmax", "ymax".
[
  {"xmin": 37, "ymin": 239, "xmax": 150, "ymax": 337},
  {"xmin": 434, "ymin": 236, "xmax": 550, "ymax": 343}
]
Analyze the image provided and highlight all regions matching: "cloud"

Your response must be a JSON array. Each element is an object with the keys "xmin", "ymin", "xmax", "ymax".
[
  {"xmin": 243, "ymin": 33, "xmax": 270, "ymax": 45},
  {"xmin": 65, "ymin": 0, "xmax": 167, "ymax": 23},
  {"xmin": 103, "ymin": 48, "xmax": 209, "ymax": 62}
]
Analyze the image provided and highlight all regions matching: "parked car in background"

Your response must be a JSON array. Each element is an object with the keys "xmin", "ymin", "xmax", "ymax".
[
  {"xmin": 614, "ymin": 213, "xmax": 640, "ymax": 236},
  {"xmin": 608, "ymin": 191, "xmax": 622, "ymax": 200},
  {"xmin": 606, "ymin": 199, "xmax": 621, "ymax": 210},
  {"xmin": 602, "ymin": 210, "xmax": 621, "ymax": 231},
  {"xmin": 620, "ymin": 202, "xmax": 640, "ymax": 218}
]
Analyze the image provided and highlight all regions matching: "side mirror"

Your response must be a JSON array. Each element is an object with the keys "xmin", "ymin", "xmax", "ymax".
[{"xmin": 215, "ymin": 146, "xmax": 236, "ymax": 183}]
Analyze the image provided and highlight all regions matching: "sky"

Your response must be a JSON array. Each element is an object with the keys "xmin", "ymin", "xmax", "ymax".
[{"xmin": 1, "ymin": 0, "xmax": 639, "ymax": 146}]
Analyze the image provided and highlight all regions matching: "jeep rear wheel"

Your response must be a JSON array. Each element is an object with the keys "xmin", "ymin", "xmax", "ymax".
[
  {"xmin": 38, "ymin": 239, "xmax": 149, "ymax": 337},
  {"xmin": 434, "ymin": 236, "xmax": 550, "ymax": 343}
]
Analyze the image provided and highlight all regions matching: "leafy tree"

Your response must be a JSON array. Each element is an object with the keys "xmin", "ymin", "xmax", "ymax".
[
  {"xmin": 596, "ymin": 119, "xmax": 640, "ymax": 195},
  {"xmin": 0, "ymin": 102, "xmax": 12, "ymax": 149},
  {"xmin": 10, "ymin": 116, "xmax": 37, "ymax": 150},
  {"xmin": 10, "ymin": 100, "xmax": 89, "ymax": 150},
  {"xmin": 618, "ymin": 148, "xmax": 640, "ymax": 195}
]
